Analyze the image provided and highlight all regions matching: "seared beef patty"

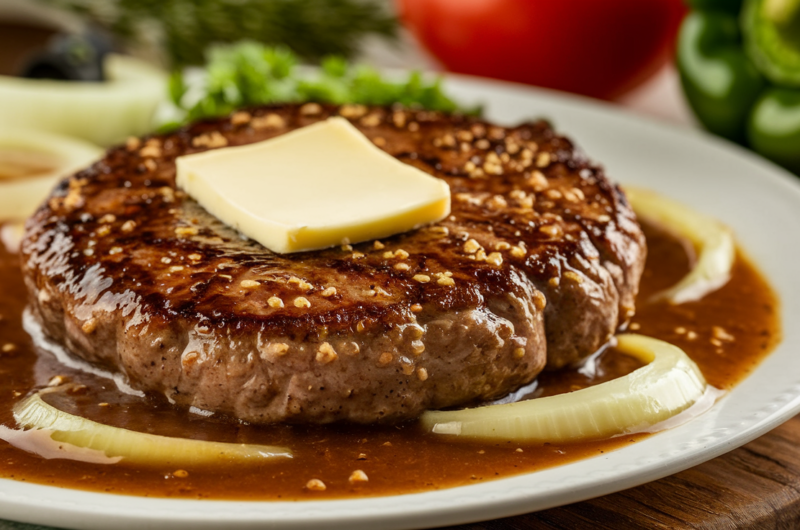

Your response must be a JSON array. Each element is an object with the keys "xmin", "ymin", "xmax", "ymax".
[{"xmin": 20, "ymin": 104, "xmax": 646, "ymax": 424}]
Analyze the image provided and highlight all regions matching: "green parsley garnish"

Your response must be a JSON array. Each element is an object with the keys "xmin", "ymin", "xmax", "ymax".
[{"xmin": 164, "ymin": 42, "xmax": 476, "ymax": 129}]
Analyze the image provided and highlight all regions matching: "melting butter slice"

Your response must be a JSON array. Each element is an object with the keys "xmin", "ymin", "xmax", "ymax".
[{"xmin": 176, "ymin": 117, "xmax": 451, "ymax": 253}]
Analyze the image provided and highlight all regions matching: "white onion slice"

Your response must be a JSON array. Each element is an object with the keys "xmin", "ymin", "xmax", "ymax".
[
  {"xmin": 625, "ymin": 186, "xmax": 735, "ymax": 304},
  {"xmin": 0, "ymin": 128, "xmax": 102, "ymax": 220},
  {"xmin": 14, "ymin": 393, "xmax": 292, "ymax": 465},
  {"xmin": 0, "ymin": 54, "xmax": 165, "ymax": 146},
  {"xmin": 419, "ymin": 334, "xmax": 708, "ymax": 443}
]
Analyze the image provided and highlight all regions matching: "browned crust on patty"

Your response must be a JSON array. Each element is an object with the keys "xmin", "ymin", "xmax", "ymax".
[{"xmin": 20, "ymin": 104, "xmax": 645, "ymax": 424}]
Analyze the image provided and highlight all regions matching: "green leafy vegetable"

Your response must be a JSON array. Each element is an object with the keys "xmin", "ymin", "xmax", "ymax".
[
  {"xmin": 166, "ymin": 42, "xmax": 475, "ymax": 128},
  {"xmin": 743, "ymin": 0, "xmax": 800, "ymax": 87},
  {"xmin": 35, "ymin": 0, "xmax": 398, "ymax": 67}
]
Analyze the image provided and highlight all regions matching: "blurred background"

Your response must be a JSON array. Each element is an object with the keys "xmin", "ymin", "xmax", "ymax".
[{"xmin": 0, "ymin": 0, "xmax": 797, "ymax": 175}]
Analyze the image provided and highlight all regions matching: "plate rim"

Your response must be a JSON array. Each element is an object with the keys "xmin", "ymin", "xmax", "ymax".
[{"xmin": 1, "ymin": 73, "xmax": 799, "ymax": 530}]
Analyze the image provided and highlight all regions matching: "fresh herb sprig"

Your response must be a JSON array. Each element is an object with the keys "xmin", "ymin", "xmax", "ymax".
[
  {"xmin": 35, "ymin": 0, "xmax": 398, "ymax": 67},
  {"xmin": 165, "ymin": 42, "xmax": 475, "ymax": 129}
]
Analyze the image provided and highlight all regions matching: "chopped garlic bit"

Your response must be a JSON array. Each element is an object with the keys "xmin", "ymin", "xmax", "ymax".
[
  {"xmin": 81, "ymin": 318, "xmax": 97, "ymax": 334},
  {"xmin": 712, "ymin": 326, "xmax": 735, "ymax": 342},
  {"xmin": 463, "ymin": 239, "xmax": 482, "ymax": 254},
  {"xmin": 379, "ymin": 352, "xmax": 393, "ymax": 365},
  {"xmin": 349, "ymin": 470, "xmax": 369, "ymax": 484},
  {"xmin": 485, "ymin": 252, "xmax": 503, "ymax": 266},
  {"xmin": 175, "ymin": 227, "xmax": 199, "ymax": 237},
  {"xmin": 305, "ymin": 478, "xmax": 326, "ymax": 491},
  {"xmin": 262, "ymin": 343, "xmax": 289, "ymax": 358},
  {"xmin": 267, "ymin": 296, "xmax": 284, "ymax": 308},
  {"xmin": 192, "ymin": 132, "xmax": 228, "ymax": 148},
  {"xmin": 230, "ymin": 111, "xmax": 252, "ymax": 126},
  {"xmin": 251, "ymin": 113, "xmax": 285, "ymax": 129},
  {"xmin": 316, "ymin": 342, "xmax": 338, "ymax": 364},
  {"xmin": 510, "ymin": 246, "xmax": 526, "ymax": 258},
  {"xmin": 288, "ymin": 276, "xmax": 313, "ymax": 291},
  {"xmin": 294, "ymin": 297, "xmax": 311, "ymax": 308}
]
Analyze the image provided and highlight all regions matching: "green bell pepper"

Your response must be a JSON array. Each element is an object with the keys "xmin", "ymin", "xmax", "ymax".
[
  {"xmin": 677, "ymin": 0, "xmax": 800, "ymax": 174},
  {"xmin": 744, "ymin": 0, "xmax": 800, "ymax": 86},
  {"xmin": 748, "ymin": 88, "xmax": 800, "ymax": 172}
]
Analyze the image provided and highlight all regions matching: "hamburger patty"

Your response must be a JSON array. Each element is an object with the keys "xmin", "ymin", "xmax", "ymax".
[{"xmin": 20, "ymin": 103, "xmax": 646, "ymax": 424}]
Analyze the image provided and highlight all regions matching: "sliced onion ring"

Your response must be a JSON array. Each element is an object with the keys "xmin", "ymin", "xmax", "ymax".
[
  {"xmin": 0, "ymin": 54, "xmax": 165, "ymax": 146},
  {"xmin": 419, "ymin": 334, "xmax": 709, "ymax": 443},
  {"xmin": 625, "ymin": 186, "xmax": 735, "ymax": 304},
  {"xmin": 13, "ymin": 392, "xmax": 292, "ymax": 465}
]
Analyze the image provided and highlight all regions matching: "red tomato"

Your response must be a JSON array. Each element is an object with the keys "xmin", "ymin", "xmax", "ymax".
[{"xmin": 398, "ymin": 0, "xmax": 686, "ymax": 100}]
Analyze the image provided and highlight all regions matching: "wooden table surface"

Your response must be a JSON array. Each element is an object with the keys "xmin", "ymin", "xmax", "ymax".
[{"xmin": 445, "ymin": 415, "xmax": 800, "ymax": 529}]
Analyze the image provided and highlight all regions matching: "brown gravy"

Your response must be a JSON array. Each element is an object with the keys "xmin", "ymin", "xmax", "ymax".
[
  {"xmin": 0, "ymin": 220, "xmax": 780, "ymax": 500},
  {"xmin": 0, "ymin": 149, "xmax": 62, "ymax": 181}
]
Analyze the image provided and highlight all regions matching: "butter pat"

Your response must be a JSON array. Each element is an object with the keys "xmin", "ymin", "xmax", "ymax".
[{"xmin": 176, "ymin": 117, "xmax": 451, "ymax": 253}]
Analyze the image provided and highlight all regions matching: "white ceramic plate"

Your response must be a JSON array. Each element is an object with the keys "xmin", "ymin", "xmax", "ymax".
[{"xmin": 2, "ymin": 75, "xmax": 800, "ymax": 530}]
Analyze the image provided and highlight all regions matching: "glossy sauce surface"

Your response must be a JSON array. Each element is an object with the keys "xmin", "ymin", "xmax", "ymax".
[
  {"xmin": 0, "ymin": 220, "xmax": 780, "ymax": 499},
  {"xmin": 0, "ymin": 149, "xmax": 62, "ymax": 181}
]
